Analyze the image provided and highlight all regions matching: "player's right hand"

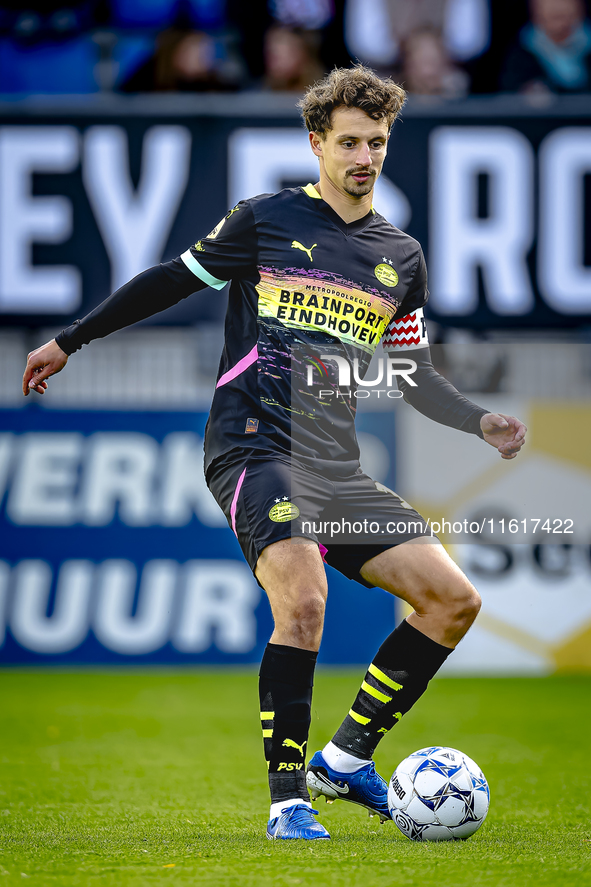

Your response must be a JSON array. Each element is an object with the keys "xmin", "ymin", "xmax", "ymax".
[{"xmin": 22, "ymin": 339, "xmax": 69, "ymax": 396}]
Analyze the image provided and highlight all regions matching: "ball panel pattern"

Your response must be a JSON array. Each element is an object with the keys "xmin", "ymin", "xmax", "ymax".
[
  {"xmin": 421, "ymin": 824, "xmax": 454, "ymax": 841},
  {"xmin": 406, "ymin": 796, "xmax": 437, "ymax": 824},
  {"xmin": 413, "ymin": 768, "xmax": 448, "ymax": 799},
  {"xmin": 388, "ymin": 746, "xmax": 490, "ymax": 842},
  {"xmin": 436, "ymin": 796, "xmax": 467, "ymax": 826}
]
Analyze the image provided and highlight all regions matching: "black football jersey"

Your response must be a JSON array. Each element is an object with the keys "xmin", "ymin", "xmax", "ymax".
[
  {"xmin": 181, "ymin": 185, "xmax": 428, "ymax": 476},
  {"xmin": 182, "ymin": 184, "xmax": 428, "ymax": 477},
  {"xmin": 56, "ymin": 182, "xmax": 492, "ymax": 467}
]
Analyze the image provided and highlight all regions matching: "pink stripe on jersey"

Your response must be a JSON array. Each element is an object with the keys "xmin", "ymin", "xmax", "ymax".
[
  {"xmin": 216, "ymin": 345, "xmax": 258, "ymax": 389},
  {"xmin": 319, "ymin": 543, "xmax": 328, "ymax": 562},
  {"xmin": 230, "ymin": 467, "xmax": 247, "ymax": 536}
]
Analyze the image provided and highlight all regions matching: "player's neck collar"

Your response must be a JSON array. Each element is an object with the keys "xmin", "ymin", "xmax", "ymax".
[
  {"xmin": 301, "ymin": 183, "xmax": 375, "ymax": 235},
  {"xmin": 302, "ymin": 183, "xmax": 322, "ymax": 200}
]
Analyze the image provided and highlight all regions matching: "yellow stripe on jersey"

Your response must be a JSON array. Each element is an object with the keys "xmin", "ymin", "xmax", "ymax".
[
  {"xmin": 181, "ymin": 249, "xmax": 227, "ymax": 290},
  {"xmin": 361, "ymin": 680, "xmax": 392, "ymax": 704},
  {"xmin": 368, "ymin": 663, "xmax": 402, "ymax": 692}
]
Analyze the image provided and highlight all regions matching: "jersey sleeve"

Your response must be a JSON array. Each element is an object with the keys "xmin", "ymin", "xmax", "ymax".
[
  {"xmin": 395, "ymin": 348, "xmax": 489, "ymax": 438},
  {"xmin": 55, "ymin": 261, "xmax": 204, "ymax": 354},
  {"xmin": 179, "ymin": 200, "xmax": 258, "ymax": 290},
  {"xmin": 55, "ymin": 201, "xmax": 258, "ymax": 355},
  {"xmin": 382, "ymin": 249, "xmax": 429, "ymax": 352},
  {"xmin": 382, "ymin": 249, "xmax": 488, "ymax": 437}
]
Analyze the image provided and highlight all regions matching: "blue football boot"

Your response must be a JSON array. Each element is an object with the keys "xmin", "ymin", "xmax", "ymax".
[
  {"xmin": 306, "ymin": 750, "xmax": 391, "ymax": 822},
  {"xmin": 266, "ymin": 804, "xmax": 330, "ymax": 840}
]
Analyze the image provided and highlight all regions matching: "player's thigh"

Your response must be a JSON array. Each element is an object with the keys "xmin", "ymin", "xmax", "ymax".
[
  {"xmin": 255, "ymin": 536, "xmax": 328, "ymax": 624},
  {"xmin": 207, "ymin": 456, "xmax": 329, "ymax": 581},
  {"xmin": 360, "ymin": 537, "xmax": 480, "ymax": 616}
]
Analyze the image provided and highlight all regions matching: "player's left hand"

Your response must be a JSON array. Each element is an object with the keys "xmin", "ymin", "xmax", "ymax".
[
  {"xmin": 480, "ymin": 413, "xmax": 527, "ymax": 460},
  {"xmin": 22, "ymin": 339, "xmax": 68, "ymax": 396}
]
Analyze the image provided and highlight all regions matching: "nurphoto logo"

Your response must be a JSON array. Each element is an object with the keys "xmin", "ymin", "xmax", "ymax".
[{"xmin": 305, "ymin": 354, "xmax": 417, "ymax": 399}]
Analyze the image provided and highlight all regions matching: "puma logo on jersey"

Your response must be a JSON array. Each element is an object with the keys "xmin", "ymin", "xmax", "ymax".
[
  {"xmin": 291, "ymin": 241, "xmax": 317, "ymax": 262},
  {"xmin": 282, "ymin": 738, "xmax": 306, "ymax": 756}
]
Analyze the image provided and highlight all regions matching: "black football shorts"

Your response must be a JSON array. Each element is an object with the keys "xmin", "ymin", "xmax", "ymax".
[{"xmin": 207, "ymin": 455, "xmax": 435, "ymax": 588}]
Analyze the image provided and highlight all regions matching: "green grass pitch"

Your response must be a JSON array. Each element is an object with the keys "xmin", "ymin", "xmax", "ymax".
[{"xmin": 1, "ymin": 670, "xmax": 590, "ymax": 887}]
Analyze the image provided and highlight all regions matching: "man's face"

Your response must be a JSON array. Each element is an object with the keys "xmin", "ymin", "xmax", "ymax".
[
  {"xmin": 310, "ymin": 106, "xmax": 390, "ymax": 198},
  {"xmin": 531, "ymin": 0, "xmax": 584, "ymax": 43}
]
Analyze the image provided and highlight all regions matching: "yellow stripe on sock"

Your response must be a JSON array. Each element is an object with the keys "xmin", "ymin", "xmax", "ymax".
[
  {"xmin": 361, "ymin": 680, "xmax": 392, "ymax": 704},
  {"xmin": 368, "ymin": 663, "xmax": 402, "ymax": 691},
  {"xmin": 260, "ymin": 711, "xmax": 274, "ymax": 719},
  {"xmin": 262, "ymin": 729, "xmax": 273, "ymax": 738},
  {"xmin": 348, "ymin": 708, "xmax": 371, "ymax": 726}
]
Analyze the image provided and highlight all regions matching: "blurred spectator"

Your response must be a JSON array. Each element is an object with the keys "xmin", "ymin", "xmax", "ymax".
[
  {"xmin": 0, "ymin": 0, "xmax": 102, "ymax": 42},
  {"xmin": 263, "ymin": 25, "xmax": 323, "ymax": 91},
  {"xmin": 501, "ymin": 0, "xmax": 591, "ymax": 93},
  {"xmin": 399, "ymin": 26, "xmax": 469, "ymax": 98},
  {"xmin": 0, "ymin": 1, "xmax": 107, "ymax": 93},
  {"xmin": 120, "ymin": 27, "xmax": 238, "ymax": 91},
  {"xmin": 344, "ymin": 0, "xmax": 490, "ymax": 70},
  {"xmin": 227, "ymin": 0, "xmax": 345, "ymax": 85}
]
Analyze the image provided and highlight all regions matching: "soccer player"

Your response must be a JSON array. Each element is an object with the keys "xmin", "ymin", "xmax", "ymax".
[{"xmin": 23, "ymin": 66, "xmax": 526, "ymax": 842}]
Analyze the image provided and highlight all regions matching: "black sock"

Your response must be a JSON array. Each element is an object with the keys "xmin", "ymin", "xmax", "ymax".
[
  {"xmin": 259, "ymin": 643, "xmax": 317, "ymax": 805},
  {"xmin": 332, "ymin": 620, "xmax": 451, "ymax": 760}
]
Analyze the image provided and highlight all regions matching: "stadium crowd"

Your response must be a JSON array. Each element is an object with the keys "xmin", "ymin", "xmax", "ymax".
[{"xmin": 1, "ymin": 0, "xmax": 590, "ymax": 96}]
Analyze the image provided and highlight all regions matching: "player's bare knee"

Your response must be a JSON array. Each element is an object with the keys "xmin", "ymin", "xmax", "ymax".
[
  {"xmin": 447, "ymin": 583, "xmax": 481, "ymax": 631},
  {"xmin": 294, "ymin": 589, "xmax": 326, "ymax": 629},
  {"xmin": 461, "ymin": 587, "xmax": 481, "ymax": 623},
  {"xmin": 282, "ymin": 589, "xmax": 326, "ymax": 647}
]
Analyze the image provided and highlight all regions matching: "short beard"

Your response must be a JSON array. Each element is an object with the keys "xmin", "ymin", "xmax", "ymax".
[{"xmin": 343, "ymin": 178, "xmax": 374, "ymax": 198}]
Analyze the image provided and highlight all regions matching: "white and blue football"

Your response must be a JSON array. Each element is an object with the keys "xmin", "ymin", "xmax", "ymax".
[{"xmin": 388, "ymin": 746, "xmax": 490, "ymax": 841}]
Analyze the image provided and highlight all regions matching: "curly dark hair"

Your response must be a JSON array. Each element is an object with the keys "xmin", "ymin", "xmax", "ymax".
[{"xmin": 298, "ymin": 65, "xmax": 406, "ymax": 135}]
